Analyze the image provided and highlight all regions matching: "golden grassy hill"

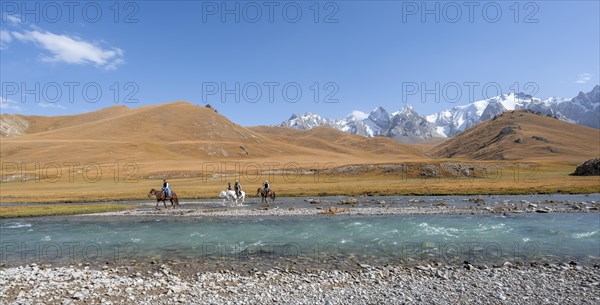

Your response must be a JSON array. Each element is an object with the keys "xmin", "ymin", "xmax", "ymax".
[
  {"xmin": 429, "ymin": 110, "xmax": 600, "ymax": 162},
  {"xmin": 248, "ymin": 125, "xmax": 424, "ymax": 160},
  {"xmin": 0, "ymin": 102, "xmax": 426, "ymax": 169},
  {"xmin": 3, "ymin": 106, "xmax": 600, "ymax": 203}
]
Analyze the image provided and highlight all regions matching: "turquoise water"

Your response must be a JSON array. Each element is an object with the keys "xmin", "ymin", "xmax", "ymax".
[{"xmin": 1, "ymin": 213, "xmax": 598, "ymax": 266}]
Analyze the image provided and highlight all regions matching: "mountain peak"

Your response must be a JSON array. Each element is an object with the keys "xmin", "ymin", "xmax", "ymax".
[
  {"xmin": 279, "ymin": 86, "xmax": 599, "ymax": 140},
  {"xmin": 396, "ymin": 104, "xmax": 417, "ymax": 114},
  {"xmin": 347, "ymin": 110, "xmax": 368, "ymax": 121}
]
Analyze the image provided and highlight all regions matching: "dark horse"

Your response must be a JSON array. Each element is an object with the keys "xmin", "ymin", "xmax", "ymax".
[
  {"xmin": 257, "ymin": 188, "xmax": 275, "ymax": 203},
  {"xmin": 148, "ymin": 188, "xmax": 179, "ymax": 209}
]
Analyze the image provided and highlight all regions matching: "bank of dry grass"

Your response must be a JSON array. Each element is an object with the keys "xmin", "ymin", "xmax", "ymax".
[
  {"xmin": 0, "ymin": 204, "xmax": 131, "ymax": 218},
  {"xmin": 1, "ymin": 161, "xmax": 597, "ymax": 203}
]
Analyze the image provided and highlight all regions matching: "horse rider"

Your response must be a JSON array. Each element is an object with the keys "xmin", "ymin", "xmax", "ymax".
[
  {"xmin": 234, "ymin": 180, "xmax": 242, "ymax": 198},
  {"xmin": 264, "ymin": 180, "xmax": 270, "ymax": 194},
  {"xmin": 162, "ymin": 179, "xmax": 171, "ymax": 199}
]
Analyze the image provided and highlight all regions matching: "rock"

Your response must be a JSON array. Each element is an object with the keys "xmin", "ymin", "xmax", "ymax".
[
  {"xmin": 171, "ymin": 286, "xmax": 183, "ymax": 293},
  {"xmin": 468, "ymin": 198, "xmax": 486, "ymax": 203},
  {"xmin": 304, "ymin": 199, "xmax": 321, "ymax": 204},
  {"xmin": 72, "ymin": 292, "xmax": 85, "ymax": 300},
  {"xmin": 543, "ymin": 146, "xmax": 560, "ymax": 153},
  {"xmin": 321, "ymin": 207, "xmax": 348, "ymax": 214},
  {"xmin": 339, "ymin": 198, "xmax": 358, "ymax": 205},
  {"xmin": 531, "ymin": 135, "xmax": 549, "ymax": 143},
  {"xmin": 571, "ymin": 158, "xmax": 600, "ymax": 176}
]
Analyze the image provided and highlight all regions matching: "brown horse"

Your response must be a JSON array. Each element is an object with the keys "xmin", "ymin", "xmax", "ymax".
[
  {"xmin": 148, "ymin": 188, "xmax": 179, "ymax": 209},
  {"xmin": 257, "ymin": 188, "xmax": 275, "ymax": 203}
]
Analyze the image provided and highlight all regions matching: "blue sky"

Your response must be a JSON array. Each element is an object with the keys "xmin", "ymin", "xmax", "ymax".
[{"xmin": 1, "ymin": 1, "xmax": 599, "ymax": 126}]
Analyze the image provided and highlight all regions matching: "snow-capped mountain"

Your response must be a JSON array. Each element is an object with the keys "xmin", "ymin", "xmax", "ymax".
[
  {"xmin": 380, "ymin": 106, "xmax": 440, "ymax": 141},
  {"xmin": 426, "ymin": 86, "xmax": 599, "ymax": 137},
  {"xmin": 554, "ymin": 85, "xmax": 600, "ymax": 128},
  {"xmin": 281, "ymin": 105, "xmax": 442, "ymax": 141},
  {"xmin": 280, "ymin": 85, "xmax": 600, "ymax": 140},
  {"xmin": 425, "ymin": 92, "xmax": 564, "ymax": 137}
]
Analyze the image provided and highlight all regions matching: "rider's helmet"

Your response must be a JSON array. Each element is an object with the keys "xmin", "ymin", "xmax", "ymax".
[{"xmin": 265, "ymin": 180, "xmax": 269, "ymax": 184}]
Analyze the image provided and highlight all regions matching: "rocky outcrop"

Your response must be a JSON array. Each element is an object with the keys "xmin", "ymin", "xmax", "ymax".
[
  {"xmin": 571, "ymin": 158, "xmax": 600, "ymax": 176},
  {"xmin": 0, "ymin": 114, "xmax": 29, "ymax": 138}
]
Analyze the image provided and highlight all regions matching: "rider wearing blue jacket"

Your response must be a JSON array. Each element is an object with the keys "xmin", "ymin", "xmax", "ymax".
[{"xmin": 163, "ymin": 179, "xmax": 171, "ymax": 198}]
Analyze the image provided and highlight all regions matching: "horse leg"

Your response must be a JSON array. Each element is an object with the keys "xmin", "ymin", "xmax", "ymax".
[{"xmin": 163, "ymin": 199, "xmax": 167, "ymax": 209}]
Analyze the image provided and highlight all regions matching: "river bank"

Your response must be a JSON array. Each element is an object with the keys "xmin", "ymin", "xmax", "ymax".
[
  {"xmin": 1, "ymin": 261, "xmax": 599, "ymax": 304},
  {"xmin": 86, "ymin": 194, "xmax": 600, "ymax": 217}
]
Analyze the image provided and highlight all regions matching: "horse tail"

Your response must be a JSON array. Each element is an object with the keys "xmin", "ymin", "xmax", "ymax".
[
  {"xmin": 272, "ymin": 191, "xmax": 275, "ymax": 202},
  {"xmin": 257, "ymin": 188, "xmax": 261, "ymax": 196}
]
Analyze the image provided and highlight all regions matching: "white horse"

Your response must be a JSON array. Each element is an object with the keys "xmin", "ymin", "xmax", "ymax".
[{"xmin": 218, "ymin": 190, "xmax": 245, "ymax": 205}]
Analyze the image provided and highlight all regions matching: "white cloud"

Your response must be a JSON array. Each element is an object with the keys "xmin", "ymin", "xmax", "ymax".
[
  {"xmin": 0, "ymin": 30, "xmax": 11, "ymax": 49},
  {"xmin": 4, "ymin": 14, "xmax": 22, "ymax": 25},
  {"xmin": 576, "ymin": 73, "xmax": 592, "ymax": 84},
  {"xmin": 37, "ymin": 101, "xmax": 67, "ymax": 109},
  {"xmin": 11, "ymin": 29, "xmax": 125, "ymax": 70},
  {"xmin": 0, "ymin": 97, "xmax": 22, "ymax": 112}
]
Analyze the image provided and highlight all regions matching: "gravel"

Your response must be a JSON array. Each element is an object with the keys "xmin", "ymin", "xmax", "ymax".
[
  {"xmin": 1, "ymin": 262, "xmax": 598, "ymax": 304},
  {"xmin": 87, "ymin": 198, "xmax": 600, "ymax": 218}
]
